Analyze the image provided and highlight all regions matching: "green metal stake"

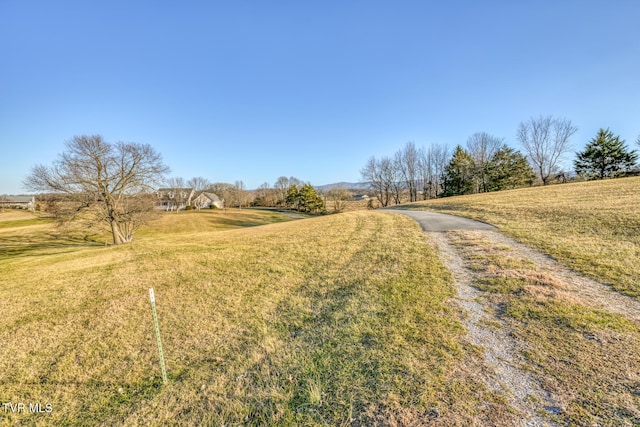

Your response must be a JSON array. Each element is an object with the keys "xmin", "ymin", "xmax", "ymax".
[{"xmin": 149, "ymin": 288, "xmax": 168, "ymax": 384}]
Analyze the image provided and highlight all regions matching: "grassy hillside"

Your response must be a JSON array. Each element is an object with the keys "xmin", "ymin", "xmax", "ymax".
[
  {"xmin": 0, "ymin": 209, "xmax": 291, "ymax": 260},
  {"xmin": 405, "ymin": 176, "xmax": 640, "ymax": 298},
  {"xmin": 0, "ymin": 210, "xmax": 510, "ymax": 425},
  {"xmin": 136, "ymin": 208, "xmax": 294, "ymax": 237}
]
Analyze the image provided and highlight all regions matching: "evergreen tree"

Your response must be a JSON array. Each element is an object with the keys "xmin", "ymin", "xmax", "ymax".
[
  {"xmin": 442, "ymin": 146, "xmax": 475, "ymax": 196},
  {"xmin": 298, "ymin": 184, "xmax": 324, "ymax": 213},
  {"xmin": 285, "ymin": 184, "xmax": 325, "ymax": 213},
  {"xmin": 285, "ymin": 184, "xmax": 299, "ymax": 209},
  {"xmin": 486, "ymin": 145, "xmax": 535, "ymax": 191},
  {"xmin": 574, "ymin": 129, "xmax": 638, "ymax": 179}
]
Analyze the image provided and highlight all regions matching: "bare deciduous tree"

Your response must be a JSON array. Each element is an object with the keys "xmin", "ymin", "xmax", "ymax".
[
  {"xmin": 274, "ymin": 176, "xmax": 302, "ymax": 206},
  {"xmin": 187, "ymin": 176, "xmax": 211, "ymax": 192},
  {"xmin": 274, "ymin": 176, "xmax": 289, "ymax": 205},
  {"xmin": 363, "ymin": 143, "xmax": 450, "ymax": 205},
  {"xmin": 233, "ymin": 180, "xmax": 254, "ymax": 208},
  {"xmin": 417, "ymin": 144, "xmax": 449, "ymax": 199},
  {"xmin": 218, "ymin": 180, "xmax": 254, "ymax": 209},
  {"xmin": 433, "ymin": 144, "xmax": 450, "ymax": 197},
  {"xmin": 517, "ymin": 116, "xmax": 577, "ymax": 185},
  {"xmin": 255, "ymin": 182, "xmax": 277, "ymax": 207},
  {"xmin": 396, "ymin": 141, "xmax": 419, "ymax": 202},
  {"xmin": 164, "ymin": 177, "xmax": 191, "ymax": 213},
  {"xmin": 24, "ymin": 135, "xmax": 170, "ymax": 245},
  {"xmin": 209, "ymin": 182, "xmax": 234, "ymax": 209},
  {"xmin": 361, "ymin": 156, "xmax": 390, "ymax": 207},
  {"xmin": 166, "ymin": 176, "xmax": 185, "ymax": 188},
  {"xmin": 466, "ymin": 132, "xmax": 503, "ymax": 193},
  {"xmin": 325, "ymin": 185, "xmax": 351, "ymax": 212},
  {"xmin": 417, "ymin": 147, "xmax": 433, "ymax": 200},
  {"xmin": 386, "ymin": 156, "xmax": 404, "ymax": 204}
]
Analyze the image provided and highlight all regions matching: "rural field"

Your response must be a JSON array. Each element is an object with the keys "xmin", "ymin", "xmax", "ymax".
[
  {"xmin": 0, "ymin": 209, "xmax": 502, "ymax": 426},
  {"xmin": 1, "ymin": 177, "xmax": 640, "ymax": 426}
]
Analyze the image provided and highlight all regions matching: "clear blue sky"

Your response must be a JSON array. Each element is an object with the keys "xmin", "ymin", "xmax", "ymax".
[{"xmin": 2, "ymin": 0, "xmax": 639, "ymax": 194}]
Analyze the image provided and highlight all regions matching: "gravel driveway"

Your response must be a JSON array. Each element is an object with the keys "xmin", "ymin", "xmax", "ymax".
[
  {"xmin": 383, "ymin": 208, "xmax": 495, "ymax": 231},
  {"xmin": 386, "ymin": 208, "xmax": 640, "ymax": 426}
]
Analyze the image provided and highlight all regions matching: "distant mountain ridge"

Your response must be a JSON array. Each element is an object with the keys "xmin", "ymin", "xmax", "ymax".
[{"xmin": 315, "ymin": 182, "xmax": 371, "ymax": 191}]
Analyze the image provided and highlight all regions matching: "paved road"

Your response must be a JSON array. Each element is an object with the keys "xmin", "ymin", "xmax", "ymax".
[{"xmin": 384, "ymin": 208, "xmax": 496, "ymax": 232}]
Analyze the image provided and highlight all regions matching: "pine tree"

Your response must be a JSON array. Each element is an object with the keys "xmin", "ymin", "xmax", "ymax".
[
  {"xmin": 574, "ymin": 129, "xmax": 638, "ymax": 179},
  {"xmin": 285, "ymin": 184, "xmax": 325, "ymax": 213},
  {"xmin": 285, "ymin": 185, "xmax": 299, "ymax": 209},
  {"xmin": 442, "ymin": 146, "xmax": 475, "ymax": 196},
  {"xmin": 486, "ymin": 145, "xmax": 535, "ymax": 191}
]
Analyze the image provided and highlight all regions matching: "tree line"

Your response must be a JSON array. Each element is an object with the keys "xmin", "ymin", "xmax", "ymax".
[
  {"xmin": 360, "ymin": 136, "xmax": 535, "ymax": 206},
  {"xmin": 160, "ymin": 174, "xmax": 331, "ymax": 213},
  {"xmin": 361, "ymin": 116, "xmax": 640, "ymax": 206},
  {"xmin": 22, "ymin": 124, "xmax": 639, "ymax": 245},
  {"xmin": 162, "ymin": 176, "xmax": 254, "ymax": 210},
  {"xmin": 252, "ymin": 176, "xmax": 329, "ymax": 213},
  {"xmin": 23, "ymin": 135, "xmax": 331, "ymax": 245}
]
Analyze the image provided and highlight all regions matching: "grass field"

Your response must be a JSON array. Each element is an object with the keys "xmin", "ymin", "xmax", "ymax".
[
  {"xmin": 0, "ymin": 209, "xmax": 513, "ymax": 425},
  {"xmin": 3, "ymin": 184, "xmax": 639, "ymax": 425},
  {"xmin": 405, "ymin": 176, "xmax": 640, "ymax": 298}
]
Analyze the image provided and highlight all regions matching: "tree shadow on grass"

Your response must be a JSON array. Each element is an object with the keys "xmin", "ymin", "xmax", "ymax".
[
  {"xmin": 204, "ymin": 215, "xmax": 279, "ymax": 229},
  {"xmin": 0, "ymin": 232, "xmax": 105, "ymax": 259}
]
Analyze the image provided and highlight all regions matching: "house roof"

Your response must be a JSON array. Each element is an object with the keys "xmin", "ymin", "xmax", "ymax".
[
  {"xmin": 196, "ymin": 192, "xmax": 222, "ymax": 202},
  {"xmin": 0, "ymin": 195, "xmax": 34, "ymax": 203}
]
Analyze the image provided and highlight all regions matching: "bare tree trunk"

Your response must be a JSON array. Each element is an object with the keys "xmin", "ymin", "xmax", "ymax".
[
  {"xmin": 396, "ymin": 142, "xmax": 419, "ymax": 202},
  {"xmin": 110, "ymin": 218, "xmax": 124, "ymax": 245},
  {"xmin": 466, "ymin": 132, "xmax": 502, "ymax": 193}
]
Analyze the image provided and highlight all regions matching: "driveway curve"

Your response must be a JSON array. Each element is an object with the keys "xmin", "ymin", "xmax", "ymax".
[{"xmin": 383, "ymin": 208, "xmax": 496, "ymax": 232}]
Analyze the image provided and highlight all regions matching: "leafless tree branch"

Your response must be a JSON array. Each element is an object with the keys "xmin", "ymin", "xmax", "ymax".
[{"xmin": 24, "ymin": 135, "xmax": 170, "ymax": 244}]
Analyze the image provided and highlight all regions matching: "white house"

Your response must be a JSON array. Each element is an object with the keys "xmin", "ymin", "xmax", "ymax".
[
  {"xmin": 0, "ymin": 195, "xmax": 36, "ymax": 211},
  {"xmin": 192, "ymin": 191, "xmax": 224, "ymax": 209},
  {"xmin": 156, "ymin": 188, "xmax": 195, "ymax": 211}
]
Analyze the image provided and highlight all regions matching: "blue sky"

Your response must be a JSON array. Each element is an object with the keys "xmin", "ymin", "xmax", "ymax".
[{"xmin": 2, "ymin": 0, "xmax": 639, "ymax": 193}]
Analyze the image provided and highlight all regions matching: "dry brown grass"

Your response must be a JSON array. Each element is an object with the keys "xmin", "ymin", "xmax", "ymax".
[
  {"xmin": 448, "ymin": 231, "xmax": 640, "ymax": 425},
  {"xmin": 0, "ymin": 210, "xmax": 38, "ymax": 222},
  {"xmin": 138, "ymin": 208, "xmax": 294, "ymax": 236},
  {"xmin": 406, "ymin": 176, "xmax": 640, "ymax": 298},
  {"xmin": 0, "ymin": 209, "xmax": 509, "ymax": 425}
]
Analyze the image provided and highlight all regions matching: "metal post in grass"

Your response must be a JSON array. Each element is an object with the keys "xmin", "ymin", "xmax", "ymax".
[{"xmin": 149, "ymin": 288, "xmax": 168, "ymax": 384}]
